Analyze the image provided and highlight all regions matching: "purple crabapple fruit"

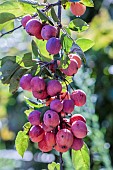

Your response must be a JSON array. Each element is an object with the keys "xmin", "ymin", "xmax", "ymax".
[
  {"xmin": 69, "ymin": 54, "xmax": 82, "ymax": 68},
  {"xmin": 70, "ymin": 114, "xmax": 86, "ymax": 125},
  {"xmin": 54, "ymin": 143, "xmax": 69, "ymax": 153},
  {"xmin": 71, "ymin": 138, "xmax": 84, "ymax": 150},
  {"xmin": 41, "ymin": 25, "xmax": 57, "ymax": 40},
  {"xmin": 71, "ymin": 120, "xmax": 88, "ymax": 139},
  {"xmin": 19, "ymin": 74, "xmax": 32, "ymax": 91},
  {"xmin": 70, "ymin": 89, "xmax": 86, "ymax": 106},
  {"xmin": 38, "ymin": 137, "xmax": 53, "ymax": 152},
  {"xmin": 29, "ymin": 125, "xmax": 45, "ymax": 143},
  {"xmin": 50, "ymin": 99, "xmax": 63, "ymax": 112},
  {"xmin": 32, "ymin": 89, "xmax": 48, "ymax": 100},
  {"xmin": 21, "ymin": 14, "xmax": 32, "ymax": 28},
  {"xmin": 43, "ymin": 110, "xmax": 60, "ymax": 128},
  {"xmin": 47, "ymin": 80, "xmax": 62, "ymax": 97},
  {"xmin": 46, "ymin": 37, "xmax": 61, "ymax": 55},
  {"xmin": 61, "ymin": 59, "xmax": 78, "ymax": 76},
  {"xmin": 25, "ymin": 19, "xmax": 42, "ymax": 36},
  {"xmin": 30, "ymin": 76, "xmax": 46, "ymax": 92},
  {"xmin": 56, "ymin": 129, "xmax": 74, "ymax": 148},
  {"xmin": 45, "ymin": 132, "xmax": 56, "ymax": 147},
  {"xmin": 63, "ymin": 99, "xmax": 74, "ymax": 114},
  {"xmin": 28, "ymin": 110, "xmax": 41, "ymax": 125},
  {"xmin": 42, "ymin": 123, "xmax": 54, "ymax": 132}
]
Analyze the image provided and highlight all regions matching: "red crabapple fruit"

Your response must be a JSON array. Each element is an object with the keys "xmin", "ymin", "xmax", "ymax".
[
  {"xmin": 38, "ymin": 137, "xmax": 53, "ymax": 152},
  {"xmin": 70, "ymin": 2, "xmax": 86, "ymax": 17},
  {"xmin": 28, "ymin": 110, "xmax": 41, "ymax": 125},
  {"xmin": 41, "ymin": 25, "xmax": 57, "ymax": 40},
  {"xmin": 63, "ymin": 99, "xmax": 74, "ymax": 114},
  {"xmin": 71, "ymin": 138, "xmax": 84, "ymax": 150},
  {"xmin": 70, "ymin": 89, "xmax": 86, "ymax": 106},
  {"xmin": 45, "ymin": 132, "xmax": 56, "ymax": 147},
  {"xmin": 32, "ymin": 89, "xmax": 48, "ymax": 100},
  {"xmin": 31, "ymin": 76, "xmax": 46, "ymax": 92},
  {"xmin": 46, "ymin": 37, "xmax": 61, "ymax": 55},
  {"xmin": 54, "ymin": 144, "xmax": 69, "ymax": 153},
  {"xmin": 47, "ymin": 80, "xmax": 62, "ymax": 97},
  {"xmin": 61, "ymin": 59, "xmax": 78, "ymax": 76},
  {"xmin": 70, "ymin": 114, "xmax": 86, "ymax": 125},
  {"xmin": 69, "ymin": 54, "xmax": 82, "ymax": 68},
  {"xmin": 71, "ymin": 120, "xmax": 87, "ymax": 138},
  {"xmin": 56, "ymin": 129, "xmax": 73, "ymax": 148},
  {"xmin": 29, "ymin": 125, "xmax": 45, "ymax": 143},
  {"xmin": 42, "ymin": 123, "xmax": 54, "ymax": 132},
  {"xmin": 20, "ymin": 74, "xmax": 32, "ymax": 91},
  {"xmin": 50, "ymin": 99, "xmax": 63, "ymax": 112},
  {"xmin": 43, "ymin": 110, "xmax": 60, "ymax": 128},
  {"xmin": 21, "ymin": 15, "xmax": 32, "ymax": 28}
]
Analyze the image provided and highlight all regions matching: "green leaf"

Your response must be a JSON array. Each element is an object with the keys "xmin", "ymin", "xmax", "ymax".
[
  {"xmin": 31, "ymin": 40, "xmax": 43, "ymax": 59},
  {"xmin": 23, "ymin": 122, "xmax": 31, "ymax": 134},
  {"xmin": 81, "ymin": 0, "xmax": 94, "ymax": 7},
  {"xmin": 61, "ymin": 34, "xmax": 73, "ymax": 53},
  {"xmin": 60, "ymin": 53, "xmax": 70, "ymax": 69},
  {"xmin": 69, "ymin": 19, "xmax": 89, "ymax": 33},
  {"xmin": 18, "ymin": 0, "xmax": 38, "ymax": 5},
  {"xmin": 51, "ymin": 7, "xmax": 59, "ymax": 22},
  {"xmin": 1, "ymin": 56, "xmax": 16, "ymax": 66},
  {"xmin": 15, "ymin": 131, "xmax": 29, "ymax": 157},
  {"xmin": 22, "ymin": 52, "xmax": 35, "ymax": 67},
  {"xmin": 24, "ymin": 96, "xmax": 44, "ymax": 108},
  {"xmin": 76, "ymin": 38, "xmax": 94, "ymax": 52},
  {"xmin": 0, "ymin": 12, "xmax": 15, "ymax": 24},
  {"xmin": 24, "ymin": 108, "xmax": 34, "ymax": 116},
  {"xmin": 48, "ymin": 162, "xmax": 60, "ymax": 170},
  {"xmin": 0, "ymin": 19, "xmax": 14, "ymax": 31},
  {"xmin": 72, "ymin": 143, "xmax": 90, "ymax": 170}
]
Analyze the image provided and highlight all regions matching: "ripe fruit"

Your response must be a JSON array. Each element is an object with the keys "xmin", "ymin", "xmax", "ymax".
[
  {"xmin": 61, "ymin": 59, "xmax": 78, "ymax": 76},
  {"xmin": 50, "ymin": 99, "xmax": 63, "ymax": 112},
  {"xmin": 42, "ymin": 123, "xmax": 54, "ymax": 132},
  {"xmin": 70, "ymin": 89, "xmax": 86, "ymax": 106},
  {"xmin": 71, "ymin": 120, "xmax": 87, "ymax": 138},
  {"xmin": 45, "ymin": 132, "xmax": 56, "ymax": 147},
  {"xmin": 63, "ymin": 99, "xmax": 74, "ymax": 114},
  {"xmin": 20, "ymin": 74, "xmax": 32, "ymax": 91},
  {"xmin": 29, "ymin": 125, "xmax": 45, "ymax": 142},
  {"xmin": 28, "ymin": 110, "xmax": 41, "ymax": 125},
  {"xmin": 60, "ymin": 91, "xmax": 70, "ymax": 100},
  {"xmin": 31, "ymin": 76, "xmax": 46, "ymax": 92},
  {"xmin": 70, "ymin": 2, "xmax": 86, "ymax": 17},
  {"xmin": 25, "ymin": 19, "xmax": 42, "ymax": 36},
  {"xmin": 43, "ymin": 110, "xmax": 60, "ymax": 128},
  {"xmin": 54, "ymin": 144, "xmax": 69, "ymax": 153},
  {"xmin": 56, "ymin": 129, "xmax": 74, "ymax": 148},
  {"xmin": 21, "ymin": 15, "xmax": 32, "ymax": 28},
  {"xmin": 48, "ymin": 60, "xmax": 60, "ymax": 73},
  {"xmin": 38, "ymin": 137, "xmax": 53, "ymax": 152},
  {"xmin": 71, "ymin": 138, "xmax": 84, "ymax": 150},
  {"xmin": 47, "ymin": 80, "xmax": 62, "ymax": 97},
  {"xmin": 69, "ymin": 54, "xmax": 82, "ymax": 68},
  {"xmin": 70, "ymin": 114, "xmax": 86, "ymax": 124},
  {"xmin": 46, "ymin": 37, "xmax": 61, "ymax": 55},
  {"xmin": 32, "ymin": 89, "xmax": 48, "ymax": 100},
  {"xmin": 41, "ymin": 25, "xmax": 57, "ymax": 40}
]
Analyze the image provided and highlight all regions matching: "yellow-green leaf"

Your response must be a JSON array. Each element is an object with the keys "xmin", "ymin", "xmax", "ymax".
[{"xmin": 76, "ymin": 38, "xmax": 94, "ymax": 52}]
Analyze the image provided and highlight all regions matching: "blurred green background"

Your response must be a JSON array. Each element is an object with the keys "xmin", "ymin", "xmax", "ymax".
[{"xmin": 0, "ymin": 0, "xmax": 113, "ymax": 169}]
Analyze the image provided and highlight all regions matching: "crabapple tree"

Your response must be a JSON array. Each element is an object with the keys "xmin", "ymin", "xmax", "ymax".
[{"xmin": 0, "ymin": 0, "xmax": 94, "ymax": 169}]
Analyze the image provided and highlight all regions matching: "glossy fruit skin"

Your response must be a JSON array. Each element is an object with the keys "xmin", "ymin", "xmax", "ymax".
[
  {"xmin": 70, "ymin": 114, "xmax": 86, "ymax": 125},
  {"xmin": 61, "ymin": 59, "xmax": 78, "ymax": 76},
  {"xmin": 56, "ymin": 129, "xmax": 74, "ymax": 147},
  {"xmin": 54, "ymin": 144, "xmax": 69, "ymax": 153},
  {"xmin": 69, "ymin": 54, "xmax": 82, "ymax": 68},
  {"xmin": 63, "ymin": 99, "xmax": 74, "ymax": 114},
  {"xmin": 45, "ymin": 132, "xmax": 56, "ymax": 147},
  {"xmin": 38, "ymin": 137, "xmax": 53, "ymax": 152},
  {"xmin": 20, "ymin": 74, "xmax": 32, "ymax": 91},
  {"xmin": 42, "ymin": 123, "xmax": 54, "ymax": 132},
  {"xmin": 70, "ymin": 2, "xmax": 86, "ymax": 17},
  {"xmin": 43, "ymin": 110, "xmax": 60, "ymax": 128},
  {"xmin": 71, "ymin": 120, "xmax": 87, "ymax": 138},
  {"xmin": 47, "ymin": 80, "xmax": 62, "ymax": 97},
  {"xmin": 21, "ymin": 15, "xmax": 32, "ymax": 28},
  {"xmin": 71, "ymin": 138, "xmax": 84, "ymax": 150},
  {"xmin": 31, "ymin": 76, "xmax": 46, "ymax": 92},
  {"xmin": 70, "ymin": 89, "xmax": 86, "ymax": 106},
  {"xmin": 41, "ymin": 25, "xmax": 57, "ymax": 40},
  {"xmin": 32, "ymin": 89, "xmax": 48, "ymax": 100},
  {"xmin": 28, "ymin": 110, "xmax": 41, "ymax": 125},
  {"xmin": 29, "ymin": 125, "xmax": 45, "ymax": 143},
  {"xmin": 25, "ymin": 19, "xmax": 42, "ymax": 36},
  {"xmin": 50, "ymin": 99, "xmax": 63, "ymax": 112},
  {"xmin": 46, "ymin": 37, "xmax": 61, "ymax": 55}
]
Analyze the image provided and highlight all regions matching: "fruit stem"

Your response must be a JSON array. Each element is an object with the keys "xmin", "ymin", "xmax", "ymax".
[{"xmin": 60, "ymin": 152, "xmax": 64, "ymax": 170}]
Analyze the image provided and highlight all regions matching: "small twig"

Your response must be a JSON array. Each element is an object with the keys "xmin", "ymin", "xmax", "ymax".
[
  {"xmin": 65, "ymin": 78, "xmax": 75, "ymax": 91},
  {"xmin": 60, "ymin": 152, "xmax": 64, "ymax": 170}
]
